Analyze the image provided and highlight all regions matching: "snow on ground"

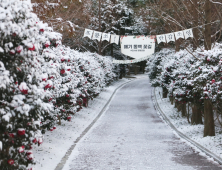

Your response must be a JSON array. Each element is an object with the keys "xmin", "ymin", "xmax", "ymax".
[
  {"xmin": 32, "ymin": 78, "xmax": 133, "ymax": 170},
  {"xmin": 155, "ymin": 87, "xmax": 222, "ymax": 161}
]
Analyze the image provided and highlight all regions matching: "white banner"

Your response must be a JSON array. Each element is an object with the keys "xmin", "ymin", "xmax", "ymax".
[
  {"xmin": 110, "ymin": 35, "xmax": 119, "ymax": 45},
  {"xmin": 166, "ymin": 33, "xmax": 175, "ymax": 43},
  {"xmin": 83, "ymin": 29, "xmax": 93, "ymax": 39},
  {"xmin": 174, "ymin": 31, "xmax": 184, "ymax": 40},
  {"xmin": 92, "ymin": 31, "xmax": 102, "ymax": 41},
  {"xmin": 120, "ymin": 36, "xmax": 155, "ymax": 59},
  {"xmin": 156, "ymin": 34, "xmax": 166, "ymax": 44},
  {"xmin": 183, "ymin": 29, "xmax": 193, "ymax": 39},
  {"xmin": 113, "ymin": 55, "xmax": 151, "ymax": 64},
  {"xmin": 102, "ymin": 33, "xmax": 110, "ymax": 42}
]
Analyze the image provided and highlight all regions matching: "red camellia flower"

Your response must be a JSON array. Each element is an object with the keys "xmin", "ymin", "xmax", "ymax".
[
  {"xmin": 67, "ymin": 116, "xmax": 71, "ymax": 121},
  {"xmin": 66, "ymin": 94, "xmax": 69, "ymax": 98},
  {"xmin": 212, "ymin": 79, "xmax": 215, "ymax": 84},
  {"xmin": 61, "ymin": 58, "xmax": 65, "ymax": 62},
  {"xmin": 60, "ymin": 69, "xmax": 65, "ymax": 74},
  {"xmin": 53, "ymin": 127, "xmax": 56, "ymax": 129},
  {"xmin": 17, "ymin": 129, "xmax": 25, "ymax": 136},
  {"xmin": 45, "ymin": 84, "xmax": 52, "ymax": 89},
  {"xmin": 28, "ymin": 44, "xmax": 35, "ymax": 51},
  {"xmin": 32, "ymin": 138, "xmax": 37, "ymax": 143},
  {"xmin": 38, "ymin": 138, "xmax": 43, "ymax": 144},
  {"xmin": 18, "ymin": 145, "xmax": 25, "ymax": 153},
  {"xmin": 21, "ymin": 89, "xmax": 28, "ymax": 95},
  {"xmin": 67, "ymin": 69, "xmax": 71, "ymax": 71},
  {"xmin": 16, "ymin": 46, "xmax": 23, "ymax": 53},
  {"xmin": 39, "ymin": 29, "xmax": 44, "ymax": 32},
  {"xmin": 50, "ymin": 129, "xmax": 53, "ymax": 131},
  {"xmin": 48, "ymin": 98, "xmax": 53, "ymax": 102},
  {"xmin": 68, "ymin": 59, "xmax": 71, "ymax": 62},
  {"xmin": 8, "ymin": 159, "xmax": 14, "ymax": 165},
  {"xmin": 9, "ymin": 133, "xmax": 14, "ymax": 138},
  {"xmin": 45, "ymin": 42, "xmax": 50, "ymax": 48},
  {"xmin": 9, "ymin": 50, "xmax": 15, "ymax": 55},
  {"xmin": 26, "ymin": 151, "xmax": 33, "ymax": 161}
]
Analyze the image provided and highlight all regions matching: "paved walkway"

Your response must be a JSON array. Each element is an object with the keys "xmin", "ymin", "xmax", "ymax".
[{"xmin": 63, "ymin": 77, "xmax": 221, "ymax": 170}]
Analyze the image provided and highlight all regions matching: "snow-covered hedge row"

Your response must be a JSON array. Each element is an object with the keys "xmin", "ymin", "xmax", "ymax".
[
  {"xmin": 147, "ymin": 44, "xmax": 222, "ymax": 137},
  {"xmin": 0, "ymin": 0, "xmax": 116, "ymax": 169}
]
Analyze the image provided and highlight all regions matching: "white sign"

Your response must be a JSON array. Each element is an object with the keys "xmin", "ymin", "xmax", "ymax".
[
  {"xmin": 156, "ymin": 34, "xmax": 166, "ymax": 44},
  {"xmin": 174, "ymin": 31, "xmax": 184, "ymax": 40},
  {"xmin": 92, "ymin": 31, "xmax": 102, "ymax": 41},
  {"xmin": 110, "ymin": 35, "xmax": 119, "ymax": 45},
  {"xmin": 120, "ymin": 36, "xmax": 155, "ymax": 59},
  {"xmin": 183, "ymin": 29, "xmax": 193, "ymax": 39},
  {"xmin": 102, "ymin": 33, "xmax": 110, "ymax": 42},
  {"xmin": 83, "ymin": 29, "xmax": 93, "ymax": 39},
  {"xmin": 166, "ymin": 33, "xmax": 175, "ymax": 43}
]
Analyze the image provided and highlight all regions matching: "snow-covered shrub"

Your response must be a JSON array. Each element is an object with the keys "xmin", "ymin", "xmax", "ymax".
[
  {"xmin": 0, "ymin": 0, "xmax": 62, "ymax": 169},
  {"xmin": 0, "ymin": 0, "xmax": 116, "ymax": 169},
  {"xmin": 147, "ymin": 44, "xmax": 222, "ymax": 136}
]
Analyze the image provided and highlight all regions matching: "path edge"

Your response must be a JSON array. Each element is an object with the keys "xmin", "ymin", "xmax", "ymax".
[
  {"xmin": 54, "ymin": 79, "xmax": 133, "ymax": 170},
  {"xmin": 152, "ymin": 87, "xmax": 222, "ymax": 165}
]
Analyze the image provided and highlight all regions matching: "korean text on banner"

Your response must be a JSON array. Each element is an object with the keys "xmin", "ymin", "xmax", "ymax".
[
  {"xmin": 183, "ymin": 29, "xmax": 193, "ymax": 39},
  {"xmin": 110, "ymin": 35, "xmax": 119, "ymax": 45},
  {"xmin": 102, "ymin": 33, "xmax": 110, "ymax": 42},
  {"xmin": 83, "ymin": 29, "xmax": 93, "ymax": 39},
  {"xmin": 174, "ymin": 31, "xmax": 184, "ymax": 40},
  {"xmin": 166, "ymin": 33, "xmax": 175, "ymax": 43},
  {"xmin": 156, "ymin": 34, "xmax": 166, "ymax": 44},
  {"xmin": 120, "ymin": 35, "xmax": 155, "ymax": 59},
  {"xmin": 92, "ymin": 31, "xmax": 102, "ymax": 41}
]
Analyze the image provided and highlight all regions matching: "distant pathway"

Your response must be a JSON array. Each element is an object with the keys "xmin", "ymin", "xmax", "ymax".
[{"xmin": 63, "ymin": 76, "xmax": 221, "ymax": 170}]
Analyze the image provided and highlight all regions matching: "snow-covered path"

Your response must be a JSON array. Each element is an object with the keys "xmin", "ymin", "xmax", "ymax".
[{"xmin": 62, "ymin": 76, "xmax": 221, "ymax": 170}]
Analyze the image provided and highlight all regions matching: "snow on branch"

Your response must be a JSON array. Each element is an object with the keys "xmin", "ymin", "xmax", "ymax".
[{"xmin": 210, "ymin": 0, "xmax": 222, "ymax": 5}]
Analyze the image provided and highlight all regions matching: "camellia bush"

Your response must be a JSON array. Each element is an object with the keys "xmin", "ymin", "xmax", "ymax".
[
  {"xmin": 146, "ymin": 44, "xmax": 222, "ymax": 138},
  {"xmin": 0, "ymin": 0, "xmax": 116, "ymax": 169}
]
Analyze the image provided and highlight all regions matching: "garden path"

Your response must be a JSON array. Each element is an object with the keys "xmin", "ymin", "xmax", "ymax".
[{"xmin": 63, "ymin": 76, "xmax": 221, "ymax": 170}]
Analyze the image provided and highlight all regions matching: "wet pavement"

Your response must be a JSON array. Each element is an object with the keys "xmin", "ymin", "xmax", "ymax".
[{"xmin": 64, "ymin": 76, "xmax": 222, "ymax": 170}]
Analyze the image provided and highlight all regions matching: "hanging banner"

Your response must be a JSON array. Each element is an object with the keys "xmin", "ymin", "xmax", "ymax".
[
  {"xmin": 83, "ymin": 29, "xmax": 93, "ymax": 39},
  {"xmin": 183, "ymin": 29, "xmax": 193, "ymax": 39},
  {"xmin": 166, "ymin": 33, "xmax": 175, "ymax": 43},
  {"xmin": 113, "ymin": 55, "xmax": 151, "ymax": 64},
  {"xmin": 110, "ymin": 35, "xmax": 119, "ymax": 45},
  {"xmin": 92, "ymin": 31, "xmax": 102, "ymax": 41},
  {"xmin": 102, "ymin": 33, "xmax": 110, "ymax": 42},
  {"xmin": 120, "ymin": 35, "xmax": 155, "ymax": 59},
  {"xmin": 156, "ymin": 34, "xmax": 166, "ymax": 44},
  {"xmin": 174, "ymin": 31, "xmax": 184, "ymax": 40}
]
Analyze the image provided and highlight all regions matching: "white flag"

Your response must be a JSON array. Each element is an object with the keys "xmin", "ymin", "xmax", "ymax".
[
  {"xmin": 102, "ymin": 33, "xmax": 110, "ymax": 42},
  {"xmin": 110, "ymin": 35, "xmax": 119, "ymax": 45},
  {"xmin": 166, "ymin": 33, "xmax": 175, "ymax": 43},
  {"xmin": 183, "ymin": 29, "xmax": 193, "ymax": 39},
  {"xmin": 83, "ymin": 29, "xmax": 93, "ymax": 39},
  {"xmin": 156, "ymin": 34, "xmax": 166, "ymax": 44},
  {"xmin": 174, "ymin": 31, "xmax": 184, "ymax": 40},
  {"xmin": 92, "ymin": 31, "xmax": 102, "ymax": 41}
]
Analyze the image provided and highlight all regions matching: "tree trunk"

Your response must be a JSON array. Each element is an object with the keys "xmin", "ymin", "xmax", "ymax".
[
  {"xmin": 204, "ymin": 0, "xmax": 212, "ymax": 51},
  {"xmin": 162, "ymin": 87, "xmax": 168, "ymax": 98},
  {"xmin": 111, "ymin": 43, "xmax": 113, "ymax": 57},
  {"xmin": 169, "ymin": 96, "xmax": 174, "ymax": 105},
  {"xmin": 191, "ymin": 104, "xmax": 203, "ymax": 125},
  {"xmin": 193, "ymin": 0, "xmax": 199, "ymax": 50},
  {"xmin": 204, "ymin": 100, "xmax": 215, "ymax": 137},
  {"xmin": 98, "ymin": 0, "xmax": 102, "ymax": 54},
  {"xmin": 181, "ymin": 103, "xmax": 186, "ymax": 117}
]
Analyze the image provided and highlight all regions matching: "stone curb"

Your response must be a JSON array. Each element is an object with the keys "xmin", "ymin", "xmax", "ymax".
[
  {"xmin": 54, "ymin": 79, "xmax": 134, "ymax": 170},
  {"xmin": 152, "ymin": 87, "xmax": 222, "ymax": 165}
]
